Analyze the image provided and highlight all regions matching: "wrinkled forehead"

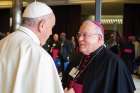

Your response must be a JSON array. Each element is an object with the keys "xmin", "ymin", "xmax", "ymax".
[
  {"xmin": 80, "ymin": 21, "xmax": 96, "ymax": 33},
  {"xmin": 79, "ymin": 20, "xmax": 103, "ymax": 35},
  {"xmin": 44, "ymin": 13, "xmax": 56, "ymax": 27}
]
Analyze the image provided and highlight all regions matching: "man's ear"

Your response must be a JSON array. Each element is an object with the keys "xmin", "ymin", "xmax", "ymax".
[
  {"xmin": 98, "ymin": 34, "xmax": 103, "ymax": 42},
  {"xmin": 38, "ymin": 20, "xmax": 46, "ymax": 33}
]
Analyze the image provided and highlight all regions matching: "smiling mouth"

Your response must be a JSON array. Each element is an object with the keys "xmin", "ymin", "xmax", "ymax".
[{"xmin": 79, "ymin": 44, "xmax": 85, "ymax": 48}]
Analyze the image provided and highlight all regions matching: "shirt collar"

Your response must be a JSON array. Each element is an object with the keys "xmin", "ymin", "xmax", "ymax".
[
  {"xmin": 18, "ymin": 26, "xmax": 40, "ymax": 45},
  {"xmin": 90, "ymin": 45, "xmax": 104, "ymax": 57}
]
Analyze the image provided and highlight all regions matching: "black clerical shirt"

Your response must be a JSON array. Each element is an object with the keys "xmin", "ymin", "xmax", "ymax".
[{"xmin": 62, "ymin": 46, "xmax": 135, "ymax": 93}]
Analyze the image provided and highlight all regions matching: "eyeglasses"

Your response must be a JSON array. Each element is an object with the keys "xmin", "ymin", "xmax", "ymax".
[{"xmin": 76, "ymin": 32, "xmax": 98, "ymax": 38}]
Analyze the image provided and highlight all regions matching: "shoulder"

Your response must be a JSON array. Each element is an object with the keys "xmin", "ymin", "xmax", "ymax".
[
  {"xmin": 14, "ymin": 31, "xmax": 53, "ymax": 60},
  {"xmin": 98, "ymin": 47, "xmax": 126, "ymax": 68},
  {"xmin": 103, "ymin": 48, "xmax": 122, "ymax": 61}
]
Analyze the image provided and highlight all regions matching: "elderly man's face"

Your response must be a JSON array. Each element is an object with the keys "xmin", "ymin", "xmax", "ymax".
[
  {"xmin": 40, "ymin": 14, "xmax": 55, "ymax": 46},
  {"xmin": 77, "ymin": 21, "xmax": 103, "ymax": 55}
]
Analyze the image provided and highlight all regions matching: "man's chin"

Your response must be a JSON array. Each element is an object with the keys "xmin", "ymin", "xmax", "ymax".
[
  {"xmin": 79, "ymin": 48, "xmax": 86, "ymax": 53},
  {"xmin": 41, "ymin": 41, "xmax": 46, "ymax": 46}
]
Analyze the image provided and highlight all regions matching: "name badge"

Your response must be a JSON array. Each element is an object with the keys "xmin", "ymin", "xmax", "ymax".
[{"xmin": 69, "ymin": 67, "xmax": 79, "ymax": 78}]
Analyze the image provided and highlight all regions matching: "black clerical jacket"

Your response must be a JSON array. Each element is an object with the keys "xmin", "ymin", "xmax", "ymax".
[{"xmin": 62, "ymin": 46, "xmax": 135, "ymax": 93}]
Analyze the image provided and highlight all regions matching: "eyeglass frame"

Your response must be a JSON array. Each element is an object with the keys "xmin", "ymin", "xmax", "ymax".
[{"xmin": 76, "ymin": 32, "xmax": 100, "ymax": 39}]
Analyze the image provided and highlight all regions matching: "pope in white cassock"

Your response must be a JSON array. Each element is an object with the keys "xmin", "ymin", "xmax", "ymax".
[{"xmin": 0, "ymin": 1, "xmax": 64, "ymax": 93}]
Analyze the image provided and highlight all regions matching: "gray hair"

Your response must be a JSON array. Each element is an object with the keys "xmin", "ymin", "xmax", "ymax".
[{"xmin": 21, "ymin": 17, "xmax": 38, "ymax": 27}]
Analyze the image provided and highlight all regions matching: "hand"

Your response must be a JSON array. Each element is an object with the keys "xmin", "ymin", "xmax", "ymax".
[{"xmin": 64, "ymin": 88, "xmax": 75, "ymax": 93}]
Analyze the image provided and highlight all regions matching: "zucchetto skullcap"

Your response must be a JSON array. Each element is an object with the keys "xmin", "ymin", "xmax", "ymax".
[{"xmin": 23, "ymin": 1, "xmax": 53, "ymax": 18}]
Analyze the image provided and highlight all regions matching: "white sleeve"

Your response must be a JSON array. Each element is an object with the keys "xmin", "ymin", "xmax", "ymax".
[{"xmin": 35, "ymin": 52, "xmax": 64, "ymax": 93}]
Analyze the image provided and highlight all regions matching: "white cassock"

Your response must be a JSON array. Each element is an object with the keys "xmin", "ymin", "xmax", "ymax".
[{"xmin": 0, "ymin": 26, "xmax": 64, "ymax": 93}]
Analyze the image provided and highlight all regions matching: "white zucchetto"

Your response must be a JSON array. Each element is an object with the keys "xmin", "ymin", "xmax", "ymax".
[{"xmin": 23, "ymin": 1, "xmax": 53, "ymax": 18}]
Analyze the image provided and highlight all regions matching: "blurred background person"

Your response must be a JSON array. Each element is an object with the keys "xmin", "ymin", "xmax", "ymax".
[
  {"xmin": 71, "ymin": 35, "xmax": 79, "ymax": 55},
  {"xmin": 121, "ymin": 35, "xmax": 135, "ymax": 73},
  {"xmin": 60, "ymin": 32, "xmax": 73, "ymax": 75},
  {"xmin": 50, "ymin": 33, "xmax": 61, "ymax": 72},
  {"xmin": 107, "ymin": 32, "xmax": 120, "ymax": 55}
]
